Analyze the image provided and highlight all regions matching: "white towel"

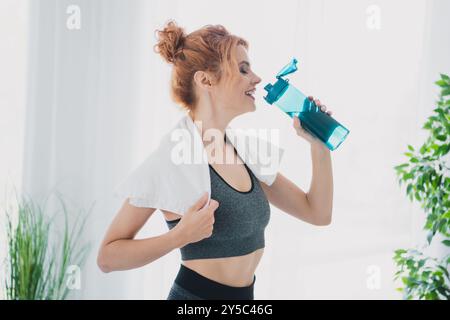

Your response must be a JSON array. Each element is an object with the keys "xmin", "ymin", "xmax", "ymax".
[{"xmin": 113, "ymin": 112, "xmax": 284, "ymax": 215}]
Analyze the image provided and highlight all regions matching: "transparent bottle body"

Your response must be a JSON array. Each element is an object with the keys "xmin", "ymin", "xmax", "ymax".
[{"xmin": 274, "ymin": 84, "xmax": 349, "ymax": 151}]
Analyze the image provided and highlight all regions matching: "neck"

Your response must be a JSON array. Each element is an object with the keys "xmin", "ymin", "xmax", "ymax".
[{"xmin": 188, "ymin": 106, "xmax": 235, "ymax": 148}]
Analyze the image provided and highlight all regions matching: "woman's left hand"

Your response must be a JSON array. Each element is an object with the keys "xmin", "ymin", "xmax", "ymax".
[{"xmin": 293, "ymin": 96, "xmax": 333, "ymax": 146}]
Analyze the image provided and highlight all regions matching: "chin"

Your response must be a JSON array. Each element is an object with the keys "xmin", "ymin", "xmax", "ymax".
[
  {"xmin": 240, "ymin": 104, "xmax": 255, "ymax": 115},
  {"xmin": 236, "ymin": 99, "xmax": 256, "ymax": 115}
]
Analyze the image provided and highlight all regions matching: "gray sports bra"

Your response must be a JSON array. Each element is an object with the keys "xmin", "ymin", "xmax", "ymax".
[{"xmin": 165, "ymin": 160, "xmax": 271, "ymax": 260}]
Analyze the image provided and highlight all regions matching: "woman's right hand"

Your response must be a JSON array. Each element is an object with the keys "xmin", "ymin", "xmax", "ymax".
[{"xmin": 174, "ymin": 192, "xmax": 219, "ymax": 246}]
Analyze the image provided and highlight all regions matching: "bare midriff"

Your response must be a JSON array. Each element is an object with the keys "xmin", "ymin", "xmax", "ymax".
[{"xmin": 162, "ymin": 210, "xmax": 264, "ymax": 288}]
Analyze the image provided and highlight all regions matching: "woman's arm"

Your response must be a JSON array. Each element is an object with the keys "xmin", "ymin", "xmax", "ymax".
[
  {"xmin": 261, "ymin": 147, "xmax": 333, "ymax": 226},
  {"xmin": 97, "ymin": 192, "xmax": 218, "ymax": 273},
  {"xmin": 260, "ymin": 97, "xmax": 334, "ymax": 226},
  {"xmin": 307, "ymin": 143, "xmax": 333, "ymax": 225},
  {"xmin": 97, "ymin": 199, "xmax": 185, "ymax": 273}
]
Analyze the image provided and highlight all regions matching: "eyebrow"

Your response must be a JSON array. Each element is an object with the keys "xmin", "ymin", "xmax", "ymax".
[{"xmin": 239, "ymin": 61, "xmax": 251, "ymax": 67}]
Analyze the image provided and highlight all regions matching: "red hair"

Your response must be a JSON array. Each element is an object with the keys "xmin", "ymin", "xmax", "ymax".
[{"xmin": 153, "ymin": 20, "xmax": 248, "ymax": 111}]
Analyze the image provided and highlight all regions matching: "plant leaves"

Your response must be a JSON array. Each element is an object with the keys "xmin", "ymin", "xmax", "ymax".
[
  {"xmin": 393, "ymin": 74, "xmax": 450, "ymax": 301},
  {"xmin": 394, "ymin": 163, "xmax": 409, "ymax": 170},
  {"xmin": 436, "ymin": 80, "xmax": 447, "ymax": 87},
  {"xmin": 404, "ymin": 152, "xmax": 413, "ymax": 157}
]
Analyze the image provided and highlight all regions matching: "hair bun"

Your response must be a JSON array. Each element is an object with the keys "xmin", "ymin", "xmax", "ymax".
[{"xmin": 154, "ymin": 20, "xmax": 186, "ymax": 64}]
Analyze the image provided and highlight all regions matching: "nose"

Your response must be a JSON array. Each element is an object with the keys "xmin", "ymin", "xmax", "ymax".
[{"xmin": 253, "ymin": 74, "xmax": 262, "ymax": 86}]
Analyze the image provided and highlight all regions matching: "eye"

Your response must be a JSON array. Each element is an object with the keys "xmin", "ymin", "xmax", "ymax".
[{"xmin": 240, "ymin": 68, "xmax": 248, "ymax": 74}]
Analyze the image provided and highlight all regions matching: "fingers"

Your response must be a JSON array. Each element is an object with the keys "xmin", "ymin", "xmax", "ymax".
[
  {"xmin": 320, "ymin": 104, "xmax": 332, "ymax": 115},
  {"xmin": 199, "ymin": 198, "xmax": 219, "ymax": 216},
  {"xmin": 207, "ymin": 200, "xmax": 219, "ymax": 224},
  {"xmin": 208, "ymin": 199, "xmax": 219, "ymax": 211},
  {"xmin": 293, "ymin": 115, "xmax": 300, "ymax": 128},
  {"xmin": 191, "ymin": 192, "xmax": 209, "ymax": 211},
  {"xmin": 293, "ymin": 117, "xmax": 307, "ymax": 137},
  {"xmin": 308, "ymin": 96, "xmax": 333, "ymax": 115},
  {"xmin": 308, "ymin": 96, "xmax": 321, "ymax": 106},
  {"xmin": 293, "ymin": 116, "xmax": 304, "ymax": 133}
]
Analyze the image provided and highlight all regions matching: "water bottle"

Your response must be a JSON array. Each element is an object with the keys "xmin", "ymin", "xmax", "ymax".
[{"xmin": 263, "ymin": 58, "xmax": 350, "ymax": 151}]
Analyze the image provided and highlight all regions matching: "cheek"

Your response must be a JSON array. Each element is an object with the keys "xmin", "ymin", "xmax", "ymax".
[
  {"xmin": 229, "ymin": 85, "xmax": 244, "ymax": 100},
  {"xmin": 236, "ymin": 83, "xmax": 248, "ymax": 98},
  {"xmin": 223, "ymin": 77, "xmax": 248, "ymax": 103}
]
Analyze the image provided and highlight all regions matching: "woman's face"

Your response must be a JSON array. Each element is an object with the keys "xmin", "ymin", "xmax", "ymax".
[{"xmin": 213, "ymin": 45, "xmax": 262, "ymax": 116}]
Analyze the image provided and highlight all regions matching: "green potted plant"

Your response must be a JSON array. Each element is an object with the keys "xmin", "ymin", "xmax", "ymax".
[
  {"xmin": 393, "ymin": 73, "xmax": 450, "ymax": 300},
  {"xmin": 2, "ymin": 189, "xmax": 92, "ymax": 300}
]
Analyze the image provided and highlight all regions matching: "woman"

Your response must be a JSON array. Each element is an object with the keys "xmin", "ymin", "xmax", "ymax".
[{"xmin": 97, "ymin": 20, "xmax": 334, "ymax": 300}]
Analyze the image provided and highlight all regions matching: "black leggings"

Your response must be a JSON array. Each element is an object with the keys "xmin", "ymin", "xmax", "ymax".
[{"xmin": 167, "ymin": 264, "xmax": 256, "ymax": 300}]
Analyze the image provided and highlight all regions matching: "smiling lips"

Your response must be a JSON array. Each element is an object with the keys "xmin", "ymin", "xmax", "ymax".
[{"xmin": 245, "ymin": 88, "xmax": 256, "ymax": 100}]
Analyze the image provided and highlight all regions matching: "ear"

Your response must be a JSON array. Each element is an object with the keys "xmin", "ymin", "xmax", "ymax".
[{"xmin": 193, "ymin": 70, "xmax": 216, "ymax": 90}]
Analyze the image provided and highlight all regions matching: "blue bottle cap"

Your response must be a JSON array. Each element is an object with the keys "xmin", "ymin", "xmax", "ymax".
[
  {"xmin": 276, "ymin": 58, "xmax": 298, "ymax": 78},
  {"xmin": 263, "ymin": 78, "xmax": 289, "ymax": 104},
  {"xmin": 264, "ymin": 58, "xmax": 298, "ymax": 104}
]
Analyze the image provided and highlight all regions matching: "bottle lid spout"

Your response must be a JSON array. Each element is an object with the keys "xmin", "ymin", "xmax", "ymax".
[{"xmin": 276, "ymin": 58, "xmax": 298, "ymax": 78}]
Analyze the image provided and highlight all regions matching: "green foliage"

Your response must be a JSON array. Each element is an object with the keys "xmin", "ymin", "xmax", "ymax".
[
  {"xmin": 393, "ymin": 249, "xmax": 449, "ymax": 299},
  {"xmin": 393, "ymin": 73, "xmax": 450, "ymax": 300},
  {"xmin": 3, "ymin": 191, "xmax": 91, "ymax": 300}
]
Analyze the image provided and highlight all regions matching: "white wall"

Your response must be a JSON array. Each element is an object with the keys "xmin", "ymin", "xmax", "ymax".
[{"xmin": 0, "ymin": 0, "xmax": 28, "ymax": 300}]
